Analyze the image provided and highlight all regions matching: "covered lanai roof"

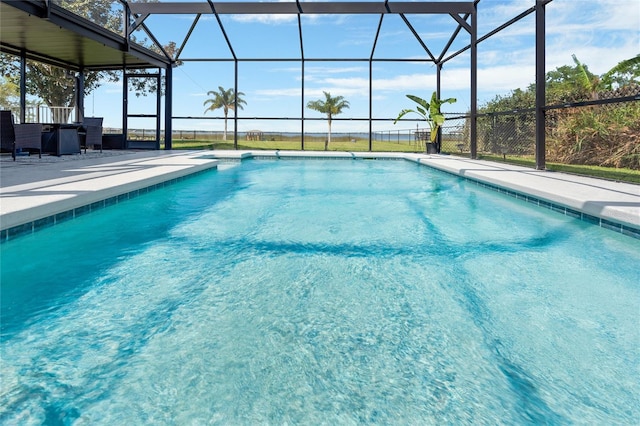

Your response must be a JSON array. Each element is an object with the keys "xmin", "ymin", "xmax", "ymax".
[{"xmin": 0, "ymin": 0, "xmax": 169, "ymax": 70}]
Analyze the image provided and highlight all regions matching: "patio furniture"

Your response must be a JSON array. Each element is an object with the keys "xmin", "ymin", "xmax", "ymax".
[
  {"xmin": 102, "ymin": 133, "xmax": 125, "ymax": 149},
  {"xmin": 1, "ymin": 110, "xmax": 43, "ymax": 160},
  {"xmin": 0, "ymin": 110, "xmax": 15, "ymax": 157},
  {"xmin": 41, "ymin": 123, "xmax": 81, "ymax": 156},
  {"xmin": 78, "ymin": 117, "xmax": 103, "ymax": 153}
]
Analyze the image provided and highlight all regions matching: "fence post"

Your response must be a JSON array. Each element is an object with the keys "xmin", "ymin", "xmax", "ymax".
[
  {"xmin": 535, "ymin": 0, "xmax": 546, "ymax": 170},
  {"xmin": 470, "ymin": 3, "xmax": 478, "ymax": 159},
  {"xmin": 492, "ymin": 115, "xmax": 496, "ymax": 152}
]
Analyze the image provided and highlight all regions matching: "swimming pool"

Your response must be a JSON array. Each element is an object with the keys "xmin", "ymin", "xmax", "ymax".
[{"xmin": 1, "ymin": 159, "xmax": 639, "ymax": 424}]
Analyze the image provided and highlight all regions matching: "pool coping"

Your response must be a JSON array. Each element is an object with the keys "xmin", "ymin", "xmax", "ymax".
[
  {"xmin": 0, "ymin": 151, "xmax": 220, "ymax": 241},
  {"xmin": 1, "ymin": 150, "xmax": 639, "ymax": 241}
]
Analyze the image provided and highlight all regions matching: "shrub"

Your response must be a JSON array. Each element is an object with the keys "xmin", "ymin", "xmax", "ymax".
[{"xmin": 547, "ymin": 100, "xmax": 640, "ymax": 169}]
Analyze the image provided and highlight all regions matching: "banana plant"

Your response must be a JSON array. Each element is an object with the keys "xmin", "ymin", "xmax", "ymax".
[
  {"xmin": 394, "ymin": 91, "xmax": 456, "ymax": 146},
  {"xmin": 600, "ymin": 54, "xmax": 640, "ymax": 90},
  {"xmin": 572, "ymin": 53, "xmax": 640, "ymax": 100},
  {"xmin": 572, "ymin": 54, "xmax": 600, "ymax": 100}
]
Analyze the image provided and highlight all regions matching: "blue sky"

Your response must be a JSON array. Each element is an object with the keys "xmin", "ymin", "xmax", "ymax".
[{"xmin": 86, "ymin": 0, "xmax": 640, "ymax": 133}]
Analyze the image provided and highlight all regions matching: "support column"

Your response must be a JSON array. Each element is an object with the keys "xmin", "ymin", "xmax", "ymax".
[
  {"xmin": 436, "ymin": 63, "xmax": 442, "ymax": 153},
  {"xmin": 20, "ymin": 52, "xmax": 26, "ymax": 123},
  {"xmin": 535, "ymin": 0, "xmax": 546, "ymax": 170},
  {"xmin": 123, "ymin": 68, "xmax": 128, "ymax": 146},
  {"xmin": 155, "ymin": 69, "xmax": 161, "ymax": 150},
  {"xmin": 76, "ymin": 68, "xmax": 85, "ymax": 122},
  {"xmin": 233, "ymin": 60, "xmax": 238, "ymax": 150},
  {"xmin": 164, "ymin": 64, "xmax": 173, "ymax": 149},
  {"xmin": 470, "ymin": 5, "xmax": 477, "ymax": 159},
  {"xmin": 301, "ymin": 59, "xmax": 305, "ymax": 150},
  {"xmin": 369, "ymin": 59, "xmax": 373, "ymax": 152}
]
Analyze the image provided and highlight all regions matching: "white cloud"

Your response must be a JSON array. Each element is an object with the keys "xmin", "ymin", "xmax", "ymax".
[
  {"xmin": 269, "ymin": 66, "xmax": 303, "ymax": 73},
  {"xmin": 230, "ymin": 14, "xmax": 297, "ymax": 24},
  {"xmin": 544, "ymin": 0, "xmax": 639, "ymax": 74},
  {"xmin": 547, "ymin": 0, "xmax": 640, "ymax": 33},
  {"xmin": 252, "ymin": 73, "xmax": 434, "ymax": 102},
  {"xmin": 476, "ymin": 65, "xmax": 534, "ymax": 92},
  {"xmin": 99, "ymin": 80, "xmax": 122, "ymax": 95},
  {"xmin": 252, "ymin": 60, "xmax": 533, "ymax": 107},
  {"xmin": 255, "ymin": 88, "xmax": 301, "ymax": 97},
  {"xmin": 373, "ymin": 73, "xmax": 434, "ymax": 91},
  {"xmin": 547, "ymin": 41, "xmax": 639, "ymax": 75},
  {"xmin": 306, "ymin": 66, "xmax": 368, "ymax": 75}
]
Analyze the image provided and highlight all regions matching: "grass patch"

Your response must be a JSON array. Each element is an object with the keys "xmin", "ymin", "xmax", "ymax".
[
  {"xmin": 475, "ymin": 154, "xmax": 640, "ymax": 184},
  {"xmin": 164, "ymin": 138, "xmax": 424, "ymax": 153}
]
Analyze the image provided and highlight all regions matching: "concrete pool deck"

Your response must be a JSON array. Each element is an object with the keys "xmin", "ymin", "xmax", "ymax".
[{"xmin": 1, "ymin": 150, "xmax": 639, "ymax": 241}]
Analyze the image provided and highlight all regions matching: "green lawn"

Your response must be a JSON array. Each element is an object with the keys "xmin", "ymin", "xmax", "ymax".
[
  {"xmin": 474, "ymin": 154, "xmax": 640, "ymax": 184},
  {"xmin": 163, "ymin": 138, "xmax": 424, "ymax": 152},
  {"xmin": 163, "ymin": 139, "xmax": 640, "ymax": 184}
]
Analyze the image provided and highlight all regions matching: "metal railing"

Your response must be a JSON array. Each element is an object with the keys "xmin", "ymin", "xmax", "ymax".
[
  {"xmin": 470, "ymin": 84, "xmax": 640, "ymax": 169},
  {"xmin": 15, "ymin": 105, "xmax": 76, "ymax": 124}
]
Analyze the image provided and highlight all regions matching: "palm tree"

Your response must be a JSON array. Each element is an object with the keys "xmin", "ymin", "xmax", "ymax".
[
  {"xmin": 203, "ymin": 86, "xmax": 246, "ymax": 140},
  {"xmin": 307, "ymin": 91, "xmax": 350, "ymax": 150}
]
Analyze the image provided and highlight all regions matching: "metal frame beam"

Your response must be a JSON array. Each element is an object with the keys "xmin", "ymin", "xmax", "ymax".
[
  {"xmin": 298, "ymin": 11, "xmax": 306, "ymax": 150},
  {"xmin": 128, "ymin": 2, "xmax": 475, "ymax": 15},
  {"xmin": 19, "ymin": 52, "xmax": 26, "ymax": 124},
  {"xmin": 399, "ymin": 13, "xmax": 436, "ymax": 62},
  {"xmin": 76, "ymin": 68, "xmax": 85, "ymax": 123},
  {"xmin": 176, "ymin": 14, "xmax": 201, "ymax": 60},
  {"xmin": 442, "ymin": 3, "xmax": 536, "ymax": 64},
  {"xmin": 369, "ymin": 12, "xmax": 385, "ymax": 151},
  {"xmin": 535, "ymin": 0, "xmax": 546, "ymax": 169},
  {"xmin": 207, "ymin": 0, "xmax": 236, "ymax": 60},
  {"xmin": 165, "ymin": 65, "xmax": 173, "ymax": 149},
  {"xmin": 438, "ymin": 13, "xmax": 470, "ymax": 63},
  {"xmin": 5, "ymin": 0, "xmax": 554, "ymax": 159},
  {"xmin": 126, "ymin": 1, "xmax": 477, "ymax": 151},
  {"xmin": 470, "ymin": 2, "xmax": 477, "ymax": 159}
]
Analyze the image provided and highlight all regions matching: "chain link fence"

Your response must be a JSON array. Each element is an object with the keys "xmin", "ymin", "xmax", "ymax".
[
  {"xmin": 546, "ymin": 100, "xmax": 640, "ymax": 169},
  {"xmin": 77, "ymin": 84, "xmax": 640, "ymax": 169},
  {"xmin": 475, "ymin": 112, "xmax": 536, "ymax": 158},
  {"xmin": 440, "ymin": 117, "xmax": 468, "ymax": 154},
  {"xmin": 445, "ymin": 84, "xmax": 639, "ymax": 170}
]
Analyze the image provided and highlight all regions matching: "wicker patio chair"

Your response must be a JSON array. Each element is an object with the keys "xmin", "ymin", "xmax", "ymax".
[
  {"xmin": 79, "ymin": 117, "xmax": 103, "ymax": 153},
  {"xmin": 1, "ymin": 110, "xmax": 43, "ymax": 160}
]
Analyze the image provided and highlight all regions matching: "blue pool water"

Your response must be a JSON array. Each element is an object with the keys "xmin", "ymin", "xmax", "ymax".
[{"xmin": 1, "ymin": 159, "xmax": 639, "ymax": 424}]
